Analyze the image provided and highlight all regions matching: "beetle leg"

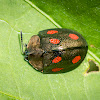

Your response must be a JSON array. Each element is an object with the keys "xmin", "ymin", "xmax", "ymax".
[{"xmin": 24, "ymin": 55, "xmax": 28, "ymax": 61}]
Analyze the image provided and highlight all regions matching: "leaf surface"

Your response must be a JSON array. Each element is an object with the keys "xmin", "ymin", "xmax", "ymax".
[{"xmin": 0, "ymin": 0, "xmax": 100, "ymax": 100}]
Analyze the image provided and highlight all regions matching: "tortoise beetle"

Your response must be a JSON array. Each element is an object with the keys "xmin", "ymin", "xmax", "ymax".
[{"xmin": 20, "ymin": 28, "xmax": 88, "ymax": 74}]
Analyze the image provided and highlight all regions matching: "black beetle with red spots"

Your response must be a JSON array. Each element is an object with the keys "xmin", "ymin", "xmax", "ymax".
[{"xmin": 21, "ymin": 28, "xmax": 88, "ymax": 74}]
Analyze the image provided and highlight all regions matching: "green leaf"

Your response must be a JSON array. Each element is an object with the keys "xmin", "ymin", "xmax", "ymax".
[{"xmin": 0, "ymin": 0, "xmax": 100, "ymax": 100}]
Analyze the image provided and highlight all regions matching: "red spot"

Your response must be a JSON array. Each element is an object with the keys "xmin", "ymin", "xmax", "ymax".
[
  {"xmin": 47, "ymin": 30, "xmax": 58, "ymax": 34},
  {"xmin": 52, "ymin": 56, "xmax": 62, "ymax": 63},
  {"xmin": 69, "ymin": 34, "xmax": 79, "ymax": 40},
  {"xmin": 72, "ymin": 56, "xmax": 81, "ymax": 64},
  {"xmin": 52, "ymin": 68, "xmax": 64, "ymax": 72},
  {"xmin": 50, "ymin": 39, "xmax": 60, "ymax": 44}
]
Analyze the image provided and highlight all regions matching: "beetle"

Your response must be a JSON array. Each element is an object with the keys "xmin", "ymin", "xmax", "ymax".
[{"xmin": 20, "ymin": 28, "xmax": 88, "ymax": 74}]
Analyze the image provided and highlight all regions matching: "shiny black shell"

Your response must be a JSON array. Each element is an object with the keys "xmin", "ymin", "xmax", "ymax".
[{"xmin": 25, "ymin": 28, "xmax": 88, "ymax": 74}]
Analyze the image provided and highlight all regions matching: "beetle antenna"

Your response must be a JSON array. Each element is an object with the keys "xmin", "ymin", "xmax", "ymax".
[{"xmin": 20, "ymin": 31, "xmax": 24, "ymax": 54}]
